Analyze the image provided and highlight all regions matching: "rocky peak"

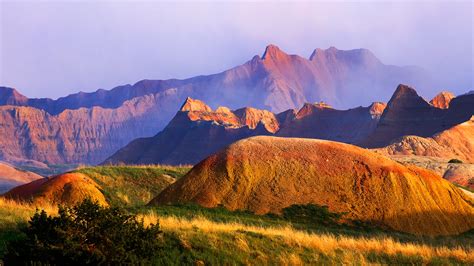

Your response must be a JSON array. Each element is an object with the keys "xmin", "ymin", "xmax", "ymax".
[
  {"xmin": 309, "ymin": 47, "xmax": 380, "ymax": 67},
  {"xmin": 295, "ymin": 102, "xmax": 332, "ymax": 119},
  {"xmin": 179, "ymin": 97, "xmax": 212, "ymax": 112},
  {"xmin": 0, "ymin": 87, "xmax": 28, "ymax": 105},
  {"xmin": 261, "ymin": 44, "xmax": 289, "ymax": 61},
  {"xmin": 387, "ymin": 84, "xmax": 430, "ymax": 109},
  {"xmin": 215, "ymin": 106, "xmax": 232, "ymax": 114},
  {"xmin": 369, "ymin": 102, "xmax": 387, "ymax": 117},
  {"xmin": 234, "ymin": 107, "xmax": 280, "ymax": 133},
  {"xmin": 430, "ymin": 91, "xmax": 455, "ymax": 109}
]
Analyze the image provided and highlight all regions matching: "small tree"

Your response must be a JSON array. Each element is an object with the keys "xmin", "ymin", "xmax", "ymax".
[{"xmin": 5, "ymin": 199, "xmax": 163, "ymax": 264}]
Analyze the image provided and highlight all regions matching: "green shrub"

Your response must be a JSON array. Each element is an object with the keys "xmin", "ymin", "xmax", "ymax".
[
  {"xmin": 4, "ymin": 199, "xmax": 163, "ymax": 265},
  {"xmin": 448, "ymin": 159, "xmax": 463, "ymax": 164}
]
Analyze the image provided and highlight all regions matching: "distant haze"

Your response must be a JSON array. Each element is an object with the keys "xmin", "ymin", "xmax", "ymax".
[{"xmin": 0, "ymin": 1, "xmax": 472, "ymax": 102}]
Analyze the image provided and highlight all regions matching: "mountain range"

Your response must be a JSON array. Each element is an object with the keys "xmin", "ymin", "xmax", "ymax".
[
  {"xmin": 105, "ymin": 84, "xmax": 474, "ymax": 166},
  {"xmin": 0, "ymin": 45, "xmax": 432, "ymax": 166}
]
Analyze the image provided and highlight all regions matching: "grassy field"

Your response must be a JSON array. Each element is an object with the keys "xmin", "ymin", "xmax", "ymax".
[
  {"xmin": 73, "ymin": 165, "xmax": 191, "ymax": 206},
  {"xmin": 1, "ymin": 165, "xmax": 473, "ymax": 264}
]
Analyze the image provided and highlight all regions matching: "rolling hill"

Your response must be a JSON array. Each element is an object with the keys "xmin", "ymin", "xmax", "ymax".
[
  {"xmin": 4, "ymin": 165, "xmax": 190, "ymax": 207},
  {"xmin": 151, "ymin": 136, "xmax": 474, "ymax": 236}
]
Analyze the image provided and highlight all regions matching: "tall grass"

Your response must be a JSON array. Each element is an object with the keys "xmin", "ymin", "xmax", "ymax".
[
  {"xmin": 0, "ymin": 197, "xmax": 57, "ymax": 226},
  {"xmin": 0, "ymin": 197, "xmax": 58, "ymax": 255},
  {"xmin": 138, "ymin": 212, "xmax": 474, "ymax": 263}
]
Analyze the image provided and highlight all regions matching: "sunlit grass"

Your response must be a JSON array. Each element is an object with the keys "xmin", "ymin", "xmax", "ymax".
[{"xmin": 138, "ymin": 211, "xmax": 474, "ymax": 263}]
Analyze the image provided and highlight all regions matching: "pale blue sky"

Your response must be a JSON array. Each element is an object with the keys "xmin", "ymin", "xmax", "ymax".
[{"xmin": 0, "ymin": 1, "xmax": 472, "ymax": 99}]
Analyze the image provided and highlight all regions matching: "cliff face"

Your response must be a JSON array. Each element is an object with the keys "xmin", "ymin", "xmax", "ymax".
[{"xmin": 0, "ymin": 90, "xmax": 183, "ymax": 164}]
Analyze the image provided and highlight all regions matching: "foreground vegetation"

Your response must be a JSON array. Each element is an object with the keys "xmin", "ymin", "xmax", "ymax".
[
  {"xmin": 1, "ymin": 165, "xmax": 473, "ymax": 264},
  {"xmin": 1, "ymin": 198, "xmax": 472, "ymax": 265}
]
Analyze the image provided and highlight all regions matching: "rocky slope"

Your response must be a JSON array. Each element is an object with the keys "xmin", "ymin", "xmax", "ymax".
[
  {"xmin": 0, "ymin": 162, "xmax": 43, "ymax": 193},
  {"xmin": 388, "ymin": 156, "xmax": 474, "ymax": 191},
  {"xmin": 376, "ymin": 116, "xmax": 474, "ymax": 163},
  {"xmin": 151, "ymin": 136, "xmax": 474, "ymax": 236},
  {"xmin": 362, "ymin": 85, "xmax": 474, "ymax": 148}
]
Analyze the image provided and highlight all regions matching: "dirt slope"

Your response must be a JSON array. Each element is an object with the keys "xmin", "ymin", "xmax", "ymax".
[
  {"xmin": 0, "ymin": 162, "xmax": 43, "ymax": 193},
  {"xmin": 152, "ymin": 136, "xmax": 474, "ymax": 236},
  {"xmin": 4, "ymin": 173, "xmax": 108, "ymax": 206}
]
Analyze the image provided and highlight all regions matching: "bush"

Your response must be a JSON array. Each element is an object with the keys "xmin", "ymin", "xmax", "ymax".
[
  {"xmin": 448, "ymin": 159, "xmax": 463, "ymax": 164},
  {"xmin": 282, "ymin": 204, "xmax": 343, "ymax": 226},
  {"xmin": 4, "ymin": 199, "xmax": 163, "ymax": 264}
]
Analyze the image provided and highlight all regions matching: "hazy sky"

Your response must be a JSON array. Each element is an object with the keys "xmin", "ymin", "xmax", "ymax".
[{"xmin": 0, "ymin": 1, "xmax": 472, "ymax": 99}]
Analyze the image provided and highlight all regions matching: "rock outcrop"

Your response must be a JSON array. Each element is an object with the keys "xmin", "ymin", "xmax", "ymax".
[
  {"xmin": 151, "ymin": 136, "xmax": 474, "ymax": 236},
  {"xmin": 430, "ymin": 91, "xmax": 455, "ymax": 109}
]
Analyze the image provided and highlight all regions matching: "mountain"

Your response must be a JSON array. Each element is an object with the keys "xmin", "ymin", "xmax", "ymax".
[
  {"xmin": 362, "ymin": 85, "xmax": 474, "ymax": 148},
  {"xmin": 103, "ymin": 98, "xmax": 278, "ymax": 165},
  {"xmin": 105, "ymin": 84, "xmax": 473, "ymax": 166},
  {"xmin": 151, "ymin": 136, "xmax": 474, "ymax": 236},
  {"xmin": 0, "ymin": 45, "xmax": 431, "ymax": 165},
  {"xmin": 0, "ymin": 162, "xmax": 43, "ymax": 193},
  {"xmin": 376, "ymin": 116, "xmax": 474, "ymax": 163},
  {"xmin": 0, "ymin": 45, "xmax": 429, "ymax": 113},
  {"xmin": 104, "ymin": 96, "xmax": 387, "ymax": 165}
]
